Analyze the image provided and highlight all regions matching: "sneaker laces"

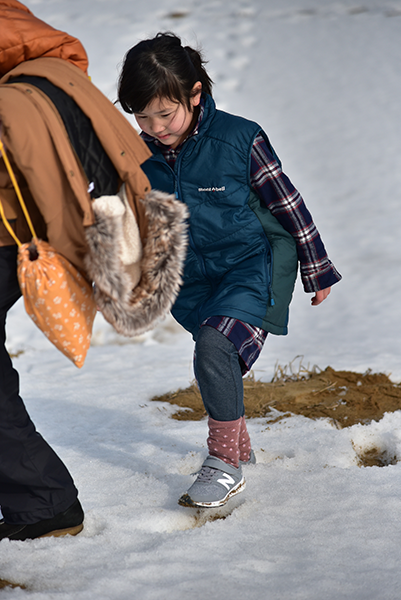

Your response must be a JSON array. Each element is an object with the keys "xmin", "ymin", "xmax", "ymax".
[{"xmin": 194, "ymin": 466, "xmax": 218, "ymax": 483}]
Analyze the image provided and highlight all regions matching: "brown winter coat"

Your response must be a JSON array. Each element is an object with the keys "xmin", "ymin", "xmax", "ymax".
[
  {"xmin": 0, "ymin": 1, "xmax": 188, "ymax": 337},
  {"xmin": 0, "ymin": 0, "xmax": 89, "ymax": 76},
  {"xmin": 0, "ymin": 57, "xmax": 152, "ymax": 273}
]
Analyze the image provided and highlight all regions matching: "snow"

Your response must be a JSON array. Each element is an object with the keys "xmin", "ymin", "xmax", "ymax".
[{"xmin": 1, "ymin": 0, "xmax": 401, "ymax": 598}]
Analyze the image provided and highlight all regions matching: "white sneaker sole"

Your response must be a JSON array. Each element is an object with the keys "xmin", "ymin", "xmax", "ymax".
[{"xmin": 178, "ymin": 477, "xmax": 246, "ymax": 508}]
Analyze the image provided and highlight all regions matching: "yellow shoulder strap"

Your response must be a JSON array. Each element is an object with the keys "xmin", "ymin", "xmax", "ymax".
[{"xmin": 0, "ymin": 137, "xmax": 37, "ymax": 244}]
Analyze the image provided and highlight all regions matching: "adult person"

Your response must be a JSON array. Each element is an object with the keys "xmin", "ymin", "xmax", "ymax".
[{"xmin": 0, "ymin": 2, "xmax": 186, "ymax": 540}]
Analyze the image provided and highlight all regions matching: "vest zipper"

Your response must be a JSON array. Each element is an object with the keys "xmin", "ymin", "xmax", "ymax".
[
  {"xmin": 263, "ymin": 237, "xmax": 275, "ymax": 307},
  {"xmin": 175, "ymin": 151, "xmax": 211, "ymax": 286},
  {"xmin": 174, "ymin": 150, "xmax": 213, "ymax": 325}
]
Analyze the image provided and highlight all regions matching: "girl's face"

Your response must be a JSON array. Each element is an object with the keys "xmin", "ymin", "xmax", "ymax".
[{"xmin": 134, "ymin": 83, "xmax": 202, "ymax": 149}]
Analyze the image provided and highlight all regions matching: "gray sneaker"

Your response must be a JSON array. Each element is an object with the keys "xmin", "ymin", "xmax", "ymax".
[
  {"xmin": 240, "ymin": 449, "xmax": 256, "ymax": 465},
  {"xmin": 178, "ymin": 456, "xmax": 245, "ymax": 508}
]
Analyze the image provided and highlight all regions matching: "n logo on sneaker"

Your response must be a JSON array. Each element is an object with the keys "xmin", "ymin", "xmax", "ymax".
[{"xmin": 217, "ymin": 473, "xmax": 235, "ymax": 490}]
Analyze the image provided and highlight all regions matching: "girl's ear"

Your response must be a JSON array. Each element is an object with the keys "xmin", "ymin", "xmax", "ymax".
[{"xmin": 191, "ymin": 81, "xmax": 203, "ymax": 107}]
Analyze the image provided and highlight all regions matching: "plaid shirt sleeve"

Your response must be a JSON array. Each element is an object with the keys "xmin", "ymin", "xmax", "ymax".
[{"xmin": 250, "ymin": 134, "xmax": 342, "ymax": 293}]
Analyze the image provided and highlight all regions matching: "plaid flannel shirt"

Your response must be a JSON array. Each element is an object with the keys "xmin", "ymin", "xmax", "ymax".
[
  {"xmin": 251, "ymin": 134, "xmax": 341, "ymax": 293},
  {"xmin": 140, "ymin": 99, "xmax": 341, "ymax": 372}
]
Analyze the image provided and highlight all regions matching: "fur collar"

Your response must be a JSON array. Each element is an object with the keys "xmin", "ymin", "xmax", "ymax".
[{"xmin": 84, "ymin": 188, "xmax": 188, "ymax": 337}]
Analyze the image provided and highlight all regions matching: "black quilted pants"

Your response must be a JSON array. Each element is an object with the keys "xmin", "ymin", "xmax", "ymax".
[{"xmin": 0, "ymin": 245, "xmax": 78, "ymax": 524}]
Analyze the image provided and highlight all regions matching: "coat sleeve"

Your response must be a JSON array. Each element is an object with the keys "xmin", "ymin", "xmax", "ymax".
[{"xmin": 0, "ymin": 0, "xmax": 88, "ymax": 76}]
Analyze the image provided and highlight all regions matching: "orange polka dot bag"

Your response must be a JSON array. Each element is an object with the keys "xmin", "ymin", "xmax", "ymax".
[
  {"xmin": 0, "ymin": 139, "xmax": 96, "ymax": 368},
  {"xmin": 17, "ymin": 240, "xmax": 96, "ymax": 368}
]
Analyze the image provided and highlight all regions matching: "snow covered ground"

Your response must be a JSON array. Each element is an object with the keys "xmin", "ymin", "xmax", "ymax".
[{"xmin": 1, "ymin": 0, "xmax": 401, "ymax": 598}]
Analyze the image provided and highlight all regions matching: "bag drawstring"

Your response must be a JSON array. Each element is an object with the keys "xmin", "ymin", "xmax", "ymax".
[{"xmin": 0, "ymin": 137, "xmax": 38, "ymax": 250}]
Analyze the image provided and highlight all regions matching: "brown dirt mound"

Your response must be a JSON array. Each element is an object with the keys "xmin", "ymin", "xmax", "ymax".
[
  {"xmin": 0, "ymin": 579, "xmax": 25, "ymax": 590},
  {"xmin": 151, "ymin": 361, "xmax": 401, "ymax": 428}
]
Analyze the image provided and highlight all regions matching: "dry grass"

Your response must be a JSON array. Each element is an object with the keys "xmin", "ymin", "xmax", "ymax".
[{"xmin": 151, "ymin": 357, "xmax": 401, "ymax": 429}]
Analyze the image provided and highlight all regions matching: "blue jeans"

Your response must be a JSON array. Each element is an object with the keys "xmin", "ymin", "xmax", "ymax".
[{"xmin": 194, "ymin": 325, "xmax": 244, "ymax": 421}]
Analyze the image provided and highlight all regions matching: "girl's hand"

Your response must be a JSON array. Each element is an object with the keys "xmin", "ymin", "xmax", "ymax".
[{"xmin": 311, "ymin": 287, "xmax": 331, "ymax": 306}]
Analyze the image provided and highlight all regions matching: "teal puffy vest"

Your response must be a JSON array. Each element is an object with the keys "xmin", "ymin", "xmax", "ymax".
[{"xmin": 141, "ymin": 95, "xmax": 298, "ymax": 337}]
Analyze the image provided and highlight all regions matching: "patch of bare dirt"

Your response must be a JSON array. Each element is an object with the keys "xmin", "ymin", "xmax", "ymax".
[
  {"xmin": 352, "ymin": 442, "xmax": 398, "ymax": 468},
  {"xmin": 0, "ymin": 578, "xmax": 26, "ymax": 590},
  {"xmin": 151, "ymin": 358, "xmax": 401, "ymax": 429}
]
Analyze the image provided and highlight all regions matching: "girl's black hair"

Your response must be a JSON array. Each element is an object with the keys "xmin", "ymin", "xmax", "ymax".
[{"xmin": 118, "ymin": 32, "xmax": 213, "ymax": 114}]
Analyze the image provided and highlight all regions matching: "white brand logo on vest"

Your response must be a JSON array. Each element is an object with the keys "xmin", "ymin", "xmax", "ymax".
[{"xmin": 198, "ymin": 186, "xmax": 226, "ymax": 192}]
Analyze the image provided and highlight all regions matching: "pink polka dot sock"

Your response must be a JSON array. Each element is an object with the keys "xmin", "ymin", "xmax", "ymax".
[
  {"xmin": 239, "ymin": 416, "xmax": 252, "ymax": 463},
  {"xmin": 207, "ymin": 417, "xmax": 241, "ymax": 468}
]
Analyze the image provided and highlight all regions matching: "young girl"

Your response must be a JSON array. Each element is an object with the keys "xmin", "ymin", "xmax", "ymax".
[{"xmin": 118, "ymin": 32, "xmax": 341, "ymax": 509}]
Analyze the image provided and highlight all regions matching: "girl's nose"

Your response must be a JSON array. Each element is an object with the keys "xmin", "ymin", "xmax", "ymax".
[{"xmin": 150, "ymin": 119, "xmax": 165, "ymax": 135}]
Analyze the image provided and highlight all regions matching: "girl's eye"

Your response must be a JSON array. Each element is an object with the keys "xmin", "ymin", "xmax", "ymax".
[{"xmin": 161, "ymin": 113, "xmax": 172, "ymax": 118}]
